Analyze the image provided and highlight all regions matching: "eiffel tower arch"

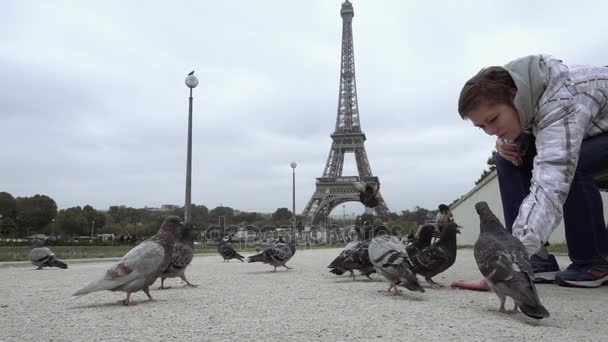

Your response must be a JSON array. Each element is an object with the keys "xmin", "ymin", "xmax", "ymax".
[{"xmin": 301, "ymin": 0, "xmax": 389, "ymax": 228}]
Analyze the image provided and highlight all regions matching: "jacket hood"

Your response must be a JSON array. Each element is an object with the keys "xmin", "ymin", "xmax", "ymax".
[{"xmin": 503, "ymin": 55, "xmax": 548, "ymax": 130}]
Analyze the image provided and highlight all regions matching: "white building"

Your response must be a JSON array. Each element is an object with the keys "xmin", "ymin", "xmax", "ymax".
[{"xmin": 451, "ymin": 171, "xmax": 608, "ymax": 246}]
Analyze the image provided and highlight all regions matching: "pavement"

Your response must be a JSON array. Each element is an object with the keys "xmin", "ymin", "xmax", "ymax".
[{"xmin": 1, "ymin": 248, "xmax": 607, "ymax": 342}]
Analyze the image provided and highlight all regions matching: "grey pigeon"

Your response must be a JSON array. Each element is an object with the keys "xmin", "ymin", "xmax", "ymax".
[
  {"xmin": 352, "ymin": 181, "xmax": 380, "ymax": 208},
  {"xmin": 368, "ymin": 235, "xmax": 424, "ymax": 295},
  {"xmin": 28, "ymin": 238, "xmax": 67, "ymax": 270},
  {"xmin": 72, "ymin": 215, "xmax": 182, "ymax": 305},
  {"xmin": 248, "ymin": 240, "xmax": 296, "ymax": 271},
  {"xmin": 474, "ymin": 202, "xmax": 550, "ymax": 319},
  {"xmin": 409, "ymin": 222, "xmax": 460, "ymax": 288},
  {"xmin": 328, "ymin": 240, "xmax": 375, "ymax": 280},
  {"xmin": 406, "ymin": 224, "xmax": 435, "ymax": 257},
  {"xmin": 218, "ymin": 240, "xmax": 245, "ymax": 262},
  {"xmin": 159, "ymin": 223, "xmax": 198, "ymax": 289}
]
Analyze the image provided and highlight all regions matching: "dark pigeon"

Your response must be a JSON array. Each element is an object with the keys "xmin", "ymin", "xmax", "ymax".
[
  {"xmin": 409, "ymin": 222, "xmax": 460, "ymax": 288},
  {"xmin": 368, "ymin": 235, "xmax": 424, "ymax": 295},
  {"xmin": 406, "ymin": 224, "xmax": 435, "ymax": 257},
  {"xmin": 218, "ymin": 240, "xmax": 245, "ymax": 262},
  {"xmin": 474, "ymin": 202, "xmax": 550, "ymax": 319},
  {"xmin": 328, "ymin": 240, "xmax": 375, "ymax": 280},
  {"xmin": 159, "ymin": 223, "xmax": 198, "ymax": 289},
  {"xmin": 248, "ymin": 240, "xmax": 296, "ymax": 271},
  {"xmin": 352, "ymin": 181, "xmax": 380, "ymax": 208},
  {"xmin": 28, "ymin": 238, "xmax": 68, "ymax": 270},
  {"xmin": 72, "ymin": 216, "xmax": 182, "ymax": 305}
]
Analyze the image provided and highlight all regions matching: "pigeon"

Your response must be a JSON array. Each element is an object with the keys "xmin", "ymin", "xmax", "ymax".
[
  {"xmin": 406, "ymin": 224, "xmax": 435, "ymax": 257},
  {"xmin": 473, "ymin": 202, "xmax": 550, "ymax": 319},
  {"xmin": 368, "ymin": 235, "xmax": 424, "ymax": 295},
  {"xmin": 248, "ymin": 240, "xmax": 296, "ymax": 271},
  {"xmin": 328, "ymin": 240, "xmax": 375, "ymax": 280},
  {"xmin": 28, "ymin": 238, "xmax": 68, "ymax": 270},
  {"xmin": 159, "ymin": 223, "xmax": 198, "ymax": 289},
  {"xmin": 217, "ymin": 240, "xmax": 245, "ymax": 262},
  {"xmin": 352, "ymin": 181, "xmax": 380, "ymax": 208},
  {"xmin": 408, "ymin": 222, "xmax": 460, "ymax": 289},
  {"xmin": 72, "ymin": 216, "xmax": 182, "ymax": 305}
]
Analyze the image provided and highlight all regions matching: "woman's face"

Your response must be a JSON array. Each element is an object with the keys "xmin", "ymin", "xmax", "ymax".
[{"xmin": 466, "ymin": 102, "xmax": 522, "ymax": 140}]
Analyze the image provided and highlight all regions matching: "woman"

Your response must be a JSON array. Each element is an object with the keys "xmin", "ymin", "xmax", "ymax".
[{"xmin": 452, "ymin": 55, "xmax": 608, "ymax": 288}]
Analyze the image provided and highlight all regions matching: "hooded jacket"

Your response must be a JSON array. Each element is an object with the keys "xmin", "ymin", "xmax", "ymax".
[{"xmin": 504, "ymin": 54, "xmax": 608, "ymax": 256}]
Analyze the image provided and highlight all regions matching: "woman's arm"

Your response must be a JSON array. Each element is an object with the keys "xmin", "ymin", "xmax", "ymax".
[{"xmin": 512, "ymin": 101, "xmax": 594, "ymax": 255}]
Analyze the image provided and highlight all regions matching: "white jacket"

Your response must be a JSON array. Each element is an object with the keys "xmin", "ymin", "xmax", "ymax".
[{"xmin": 505, "ymin": 55, "xmax": 608, "ymax": 255}]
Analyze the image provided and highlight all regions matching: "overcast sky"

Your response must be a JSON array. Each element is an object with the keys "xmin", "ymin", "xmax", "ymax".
[{"xmin": 2, "ymin": 0, "xmax": 608, "ymax": 216}]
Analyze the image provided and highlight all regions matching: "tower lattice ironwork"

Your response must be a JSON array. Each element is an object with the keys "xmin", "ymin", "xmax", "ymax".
[{"xmin": 301, "ymin": 0, "xmax": 389, "ymax": 227}]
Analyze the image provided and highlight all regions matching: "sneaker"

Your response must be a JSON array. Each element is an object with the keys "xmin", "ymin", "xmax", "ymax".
[
  {"xmin": 530, "ymin": 254, "xmax": 560, "ymax": 283},
  {"xmin": 555, "ymin": 263, "xmax": 608, "ymax": 288}
]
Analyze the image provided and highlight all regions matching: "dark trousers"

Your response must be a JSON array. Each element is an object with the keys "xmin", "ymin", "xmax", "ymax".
[{"xmin": 496, "ymin": 133, "xmax": 608, "ymax": 265}]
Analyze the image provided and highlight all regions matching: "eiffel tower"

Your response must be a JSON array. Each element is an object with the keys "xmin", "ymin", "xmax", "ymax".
[{"xmin": 302, "ymin": 0, "xmax": 389, "ymax": 227}]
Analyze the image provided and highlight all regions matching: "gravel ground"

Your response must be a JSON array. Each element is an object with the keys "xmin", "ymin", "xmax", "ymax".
[{"xmin": 1, "ymin": 248, "xmax": 607, "ymax": 342}]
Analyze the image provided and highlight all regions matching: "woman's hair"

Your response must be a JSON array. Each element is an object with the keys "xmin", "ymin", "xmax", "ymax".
[{"xmin": 458, "ymin": 66, "xmax": 517, "ymax": 118}]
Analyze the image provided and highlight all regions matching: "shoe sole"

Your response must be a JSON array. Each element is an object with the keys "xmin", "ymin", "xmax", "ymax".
[
  {"xmin": 533, "ymin": 271, "xmax": 558, "ymax": 283},
  {"xmin": 555, "ymin": 275, "xmax": 608, "ymax": 288}
]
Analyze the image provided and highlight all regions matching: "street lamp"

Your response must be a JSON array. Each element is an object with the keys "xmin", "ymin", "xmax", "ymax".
[
  {"xmin": 290, "ymin": 162, "xmax": 297, "ymax": 243},
  {"xmin": 184, "ymin": 71, "xmax": 198, "ymax": 224},
  {"xmin": 91, "ymin": 220, "xmax": 95, "ymax": 239}
]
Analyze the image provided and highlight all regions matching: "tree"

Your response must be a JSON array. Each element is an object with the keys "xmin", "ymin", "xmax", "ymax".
[
  {"xmin": 0, "ymin": 192, "xmax": 18, "ymax": 219},
  {"xmin": 82, "ymin": 205, "xmax": 106, "ymax": 234},
  {"xmin": 0, "ymin": 216, "xmax": 18, "ymax": 237},
  {"xmin": 15, "ymin": 195, "xmax": 58, "ymax": 236},
  {"xmin": 209, "ymin": 206, "xmax": 234, "ymax": 223},
  {"xmin": 56, "ymin": 207, "xmax": 88, "ymax": 237},
  {"xmin": 475, "ymin": 151, "xmax": 497, "ymax": 185},
  {"xmin": 272, "ymin": 208, "xmax": 293, "ymax": 225},
  {"xmin": 107, "ymin": 206, "xmax": 142, "ymax": 225}
]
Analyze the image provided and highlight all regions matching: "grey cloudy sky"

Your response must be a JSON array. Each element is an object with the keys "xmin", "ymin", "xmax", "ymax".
[{"xmin": 2, "ymin": 0, "xmax": 608, "ymax": 215}]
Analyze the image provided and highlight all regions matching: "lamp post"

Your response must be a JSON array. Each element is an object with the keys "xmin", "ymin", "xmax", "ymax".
[
  {"xmin": 184, "ymin": 71, "xmax": 199, "ymax": 224},
  {"xmin": 290, "ymin": 162, "xmax": 297, "ymax": 242},
  {"xmin": 91, "ymin": 220, "xmax": 95, "ymax": 239}
]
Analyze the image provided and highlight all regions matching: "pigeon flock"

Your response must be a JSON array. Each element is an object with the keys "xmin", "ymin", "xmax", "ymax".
[{"xmin": 29, "ymin": 192, "xmax": 549, "ymax": 319}]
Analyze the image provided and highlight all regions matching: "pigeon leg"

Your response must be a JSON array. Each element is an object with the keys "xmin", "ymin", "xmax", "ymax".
[
  {"xmin": 508, "ymin": 304, "xmax": 519, "ymax": 314},
  {"xmin": 383, "ymin": 283, "xmax": 401, "ymax": 296},
  {"xmin": 121, "ymin": 292, "xmax": 136, "ymax": 306},
  {"xmin": 158, "ymin": 277, "xmax": 171, "ymax": 289},
  {"xmin": 143, "ymin": 287, "xmax": 154, "ymax": 302},
  {"xmin": 180, "ymin": 275, "xmax": 198, "ymax": 287},
  {"xmin": 272, "ymin": 266, "xmax": 277, "ymax": 272},
  {"xmin": 496, "ymin": 293, "xmax": 510, "ymax": 314},
  {"xmin": 349, "ymin": 270, "xmax": 356, "ymax": 280},
  {"xmin": 365, "ymin": 274, "xmax": 373, "ymax": 280},
  {"xmin": 282, "ymin": 265, "xmax": 292, "ymax": 270},
  {"xmin": 36, "ymin": 266, "xmax": 43, "ymax": 270},
  {"xmin": 425, "ymin": 277, "xmax": 444, "ymax": 289}
]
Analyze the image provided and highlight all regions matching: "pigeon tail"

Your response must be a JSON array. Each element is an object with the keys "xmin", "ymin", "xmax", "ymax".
[
  {"xmin": 520, "ymin": 302, "xmax": 550, "ymax": 319},
  {"xmin": 329, "ymin": 268, "xmax": 346, "ymax": 275},
  {"xmin": 49, "ymin": 258, "xmax": 68, "ymax": 269},
  {"xmin": 247, "ymin": 253, "xmax": 266, "ymax": 263},
  {"xmin": 72, "ymin": 271, "xmax": 141, "ymax": 297}
]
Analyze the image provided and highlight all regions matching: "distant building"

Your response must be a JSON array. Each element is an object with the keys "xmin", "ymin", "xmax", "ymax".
[{"xmin": 451, "ymin": 170, "xmax": 608, "ymax": 246}]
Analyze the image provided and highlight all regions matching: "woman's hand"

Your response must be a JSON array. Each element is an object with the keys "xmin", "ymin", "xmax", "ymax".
[{"xmin": 496, "ymin": 138, "xmax": 522, "ymax": 166}]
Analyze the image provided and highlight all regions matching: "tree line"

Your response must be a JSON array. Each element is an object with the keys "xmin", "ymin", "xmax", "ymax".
[{"xmin": 0, "ymin": 191, "xmax": 438, "ymax": 239}]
